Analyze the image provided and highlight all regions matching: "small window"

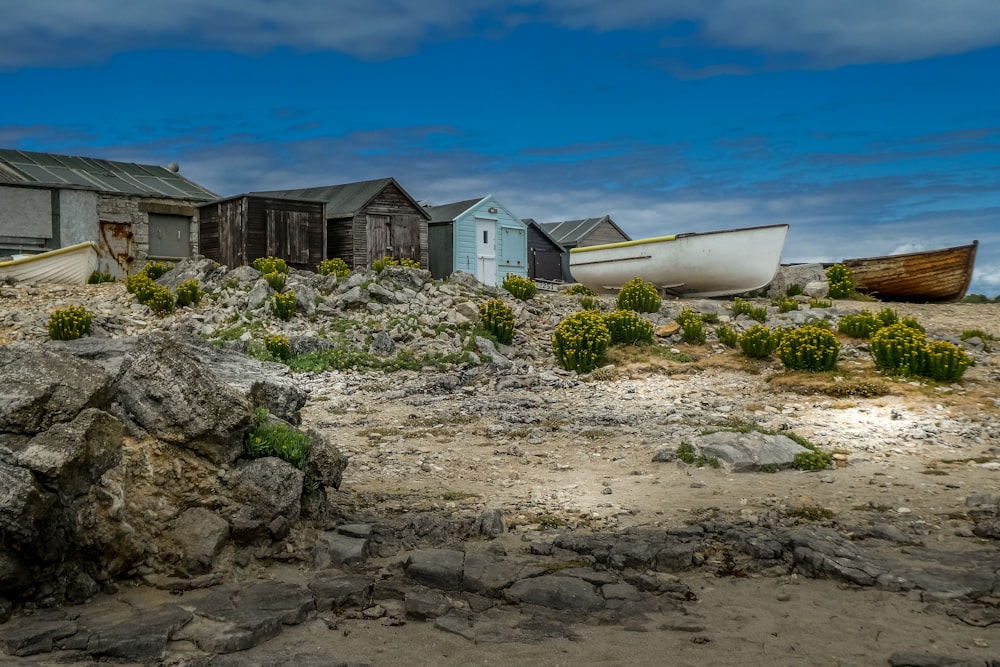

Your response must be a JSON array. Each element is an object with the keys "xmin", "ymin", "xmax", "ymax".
[{"xmin": 483, "ymin": 230, "xmax": 489, "ymax": 244}]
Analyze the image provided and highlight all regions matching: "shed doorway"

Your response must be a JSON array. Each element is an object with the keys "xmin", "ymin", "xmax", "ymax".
[
  {"xmin": 148, "ymin": 214, "xmax": 192, "ymax": 260},
  {"xmin": 476, "ymin": 218, "xmax": 497, "ymax": 286}
]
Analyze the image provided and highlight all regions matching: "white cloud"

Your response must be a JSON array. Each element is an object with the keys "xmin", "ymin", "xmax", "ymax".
[
  {"xmin": 888, "ymin": 242, "xmax": 927, "ymax": 255},
  {"xmin": 3, "ymin": 0, "xmax": 1000, "ymax": 68},
  {"xmin": 546, "ymin": 0, "xmax": 1000, "ymax": 66},
  {"xmin": 974, "ymin": 264, "xmax": 1000, "ymax": 287}
]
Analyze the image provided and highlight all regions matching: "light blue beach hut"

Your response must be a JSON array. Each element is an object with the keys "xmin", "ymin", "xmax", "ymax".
[{"xmin": 425, "ymin": 195, "xmax": 528, "ymax": 286}]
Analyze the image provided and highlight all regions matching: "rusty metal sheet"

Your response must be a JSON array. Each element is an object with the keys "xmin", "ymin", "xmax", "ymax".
[{"xmin": 99, "ymin": 221, "xmax": 134, "ymax": 279}]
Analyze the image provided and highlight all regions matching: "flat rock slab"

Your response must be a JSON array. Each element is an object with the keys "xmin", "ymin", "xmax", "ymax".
[
  {"xmin": 172, "ymin": 580, "xmax": 315, "ymax": 654},
  {"xmin": 690, "ymin": 430, "xmax": 810, "ymax": 472},
  {"xmin": 503, "ymin": 574, "xmax": 604, "ymax": 613},
  {"xmin": 0, "ymin": 600, "xmax": 192, "ymax": 661}
]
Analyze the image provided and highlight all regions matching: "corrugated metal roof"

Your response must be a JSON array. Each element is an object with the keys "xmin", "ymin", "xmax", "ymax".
[
  {"xmin": 0, "ymin": 149, "xmax": 218, "ymax": 200},
  {"xmin": 538, "ymin": 218, "xmax": 604, "ymax": 244},
  {"xmin": 251, "ymin": 177, "xmax": 429, "ymax": 219},
  {"xmin": 538, "ymin": 216, "xmax": 631, "ymax": 245},
  {"xmin": 423, "ymin": 197, "xmax": 484, "ymax": 223}
]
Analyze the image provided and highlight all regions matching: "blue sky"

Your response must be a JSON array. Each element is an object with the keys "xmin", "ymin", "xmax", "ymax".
[{"xmin": 3, "ymin": 1, "xmax": 999, "ymax": 296}]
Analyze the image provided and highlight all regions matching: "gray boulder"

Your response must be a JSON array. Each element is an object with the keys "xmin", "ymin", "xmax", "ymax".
[
  {"xmin": 113, "ymin": 332, "xmax": 253, "ymax": 465},
  {"xmin": 503, "ymin": 574, "xmax": 604, "ymax": 612},
  {"xmin": 43, "ymin": 336, "xmax": 137, "ymax": 379},
  {"xmin": 405, "ymin": 549, "xmax": 465, "ymax": 590},
  {"xmin": 369, "ymin": 331, "xmax": 396, "ymax": 357},
  {"xmin": 231, "ymin": 457, "xmax": 304, "ymax": 525},
  {"xmin": 192, "ymin": 342, "xmax": 308, "ymax": 425},
  {"xmin": 379, "ymin": 264, "xmax": 432, "ymax": 291},
  {"xmin": 0, "ymin": 345, "xmax": 112, "ymax": 435},
  {"xmin": 338, "ymin": 286, "xmax": 369, "ymax": 308},
  {"xmin": 170, "ymin": 508, "xmax": 231, "ymax": 575},
  {"xmin": 0, "ymin": 462, "xmax": 52, "ymax": 546},
  {"xmin": 16, "ymin": 408, "xmax": 123, "ymax": 499},
  {"xmin": 155, "ymin": 255, "xmax": 227, "ymax": 292},
  {"xmin": 803, "ymin": 280, "xmax": 830, "ymax": 298},
  {"xmin": 313, "ymin": 531, "xmax": 368, "ymax": 569},
  {"xmin": 303, "ymin": 429, "xmax": 348, "ymax": 491},
  {"xmin": 688, "ymin": 430, "xmax": 810, "ymax": 472},
  {"xmin": 768, "ymin": 263, "xmax": 828, "ymax": 298}
]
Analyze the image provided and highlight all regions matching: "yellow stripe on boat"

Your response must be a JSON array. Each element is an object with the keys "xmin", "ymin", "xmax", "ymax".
[
  {"xmin": 570, "ymin": 235, "xmax": 677, "ymax": 253},
  {"xmin": 0, "ymin": 241, "xmax": 100, "ymax": 268}
]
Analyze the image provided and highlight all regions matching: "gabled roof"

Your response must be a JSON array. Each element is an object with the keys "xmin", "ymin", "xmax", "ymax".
[
  {"xmin": 423, "ymin": 197, "xmax": 485, "ymax": 223},
  {"xmin": 0, "ymin": 148, "xmax": 218, "ymax": 200},
  {"xmin": 251, "ymin": 177, "xmax": 430, "ymax": 219},
  {"xmin": 537, "ymin": 216, "xmax": 631, "ymax": 246},
  {"xmin": 523, "ymin": 218, "xmax": 566, "ymax": 250}
]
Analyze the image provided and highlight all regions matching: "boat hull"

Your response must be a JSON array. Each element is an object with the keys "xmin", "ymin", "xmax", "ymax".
[
  {"xmin": 569, "ymin": 224, "xmax": 789, "ymax": 298},
  {"xmin": 0, "ymin": 242, "xmax": 101, "ymax": 285},
  {"xmin": 841, "ymin": 241, "xmax": 978, "ymax": 302}
]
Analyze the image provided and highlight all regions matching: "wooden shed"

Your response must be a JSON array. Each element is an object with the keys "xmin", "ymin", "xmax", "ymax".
[
  {"xmin": 252, "ymin": 178, "xmax": 429, "ymax": 270},
  {"xmin": 424, "ymin": 195, "xmax": 528, "ymax": 286},
  {"xmin": 198, "ymin": 194, "xmax": 326, "ymax": 270},
  {"xmin": 537, "ymin": 216, "xmax": 632, "ymax": 282},
  {"xmin": 523, "ymin": 218, "xmax": 566, "ymax": 284}
]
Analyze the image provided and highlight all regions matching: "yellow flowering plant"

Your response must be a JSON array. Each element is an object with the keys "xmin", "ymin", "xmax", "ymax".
[
  {"xmin": 264, "ymin": 334, "xmax": 292, "ymax": 361},
  {"xmin": 480, "ymin": 298, "xmax": 516, "ymax": 345},
  {"xmin": 175, "ymin": 279, "xmax": 203, "ymax": 307},
  {"xmin": 776, "ymin": 325, "xmax": 840, "ymax": 372},
  {"xmin": 603, "ymin": 309, "xmax": 654, "ymax": 346},
  {"xmin": 615, "ymin": 277, "xmax": 660, "ymax": 313},
  {"xmin": 922, "ymin": 340, "xmax": 972, "ymax": 382},
  {"xmin": 317, "ymin": 257, "xmax": 350, "ymax": 278},
  {"xmin": 552, "ymin": 310, "xmax": 610, "ymax": 373},
  {"xmin": 272, "ymin": 290, "xmax": 296, "ymax": 321},
  {"xmin": 501, "ymin": 274, "xmax": 537, "ymax": 301},
  {"xmin": 738, "ymin": 324, "xmax": 779, "ymax": 358},
  {"xmin": 869, "ymin": 323, "xmax": 928, "ymax": 376},
  {"xmin": 253, "ymin": 256, "xmax": 289, "ymax": 275},
  {"xmin": 47, "ymin": 305, "xmax": 93, "ymax": 340}
]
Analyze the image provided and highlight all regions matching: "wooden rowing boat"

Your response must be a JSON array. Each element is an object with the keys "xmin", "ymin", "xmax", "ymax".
[
  {"xmin": 568, "ymin": 224, "xmax": 788, "ymax": 298},
  {"xmin": 0, "ymin": 242, "xmax": 101, "ymax": 285},
  {"xmin": 840, "ymin": 241, "xmax": 978, "ymax": 302}
]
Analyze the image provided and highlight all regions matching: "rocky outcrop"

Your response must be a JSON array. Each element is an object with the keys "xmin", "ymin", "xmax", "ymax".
[
  {"xmin": 112, "ymin": 331, "xmax": 253, "ymax": 464},
  {"xmin": 0, "ymin": 345, "xmax": 113, "ymax": 434},
  {"xmin": 0, "ymin": 332, "xmax": 346, "ymax": 607}
]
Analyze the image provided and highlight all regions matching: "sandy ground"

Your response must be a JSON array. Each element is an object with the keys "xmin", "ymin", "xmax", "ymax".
[
  {"xmin": 288, "ymin": 300, "xmax": 1000, "ymax": 666},
  {"xmin": 3, "ymin": 287, "xmax": 999, "ymax": 665}
]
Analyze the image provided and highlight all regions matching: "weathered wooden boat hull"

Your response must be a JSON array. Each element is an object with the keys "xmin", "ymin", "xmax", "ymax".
[
  {"xmin": 569, "ymin": 224, "xmax": 789, "ymax": 298},
  {"xmin": 0, "ymin": 242, "xmax": 101, "ymax": 285},
  {"xmin": 841, "ymin": 241, "xmax": 978, "ymax": 302}
]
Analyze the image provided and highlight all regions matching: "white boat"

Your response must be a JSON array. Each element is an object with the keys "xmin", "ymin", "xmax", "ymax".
[
  {"xmin": 0, "ymin": 242, "xmax": 101, "ymax": 285},
  {"xmin": 569, "ymin": 224, "xmax": 789, "ymax": 298}
]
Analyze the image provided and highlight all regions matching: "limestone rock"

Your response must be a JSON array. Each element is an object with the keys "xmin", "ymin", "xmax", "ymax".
[
  {"xmin": 16, "ymin": 408, "xmax": 124, "ymax": 499},
  {"xmin": 113, "ymin": 332, "xmax": 253, "ymax": 465},
  {"xmin": 231, "ymin": 457, "xmax": 304, "ymax": 525},
  {"xmin": 503, "ymin": 574, "xmax": 604, "ymax": 613},
  {"xmin": 170, "ymin": 507, "xmax": 231, "ymax": 575},
  {"xmin": 767, "ymin": 263, "xmax": 827, "ymax": 298},
  {"xmin": 0, "ymin": 345, "xmax": 112, "ymax": 435},
  {"xmin": 688, "ymin": 430, "xmax": 810, "ymax": 472},
  {"xmin": 303, "ymin": 429, "xmax": 348, "ymax": 491}
]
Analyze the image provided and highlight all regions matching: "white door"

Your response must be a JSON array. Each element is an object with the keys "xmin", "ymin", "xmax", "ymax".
[{"xmin": 476, "ymin": 219, "xmax": 497, "ymax": 285}]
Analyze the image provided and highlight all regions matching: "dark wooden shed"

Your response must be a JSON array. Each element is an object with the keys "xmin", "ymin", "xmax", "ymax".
[
  {"xmin": 198, "ymin": 194, "xmax": 326, "ymax": 270},
  {"xmin": 523, "ymin": 219, "xmax": 566, "ymax": 283},
  {"xmin": 252, "ymin": 178, "xmax": 430, "ymax": 270}
]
